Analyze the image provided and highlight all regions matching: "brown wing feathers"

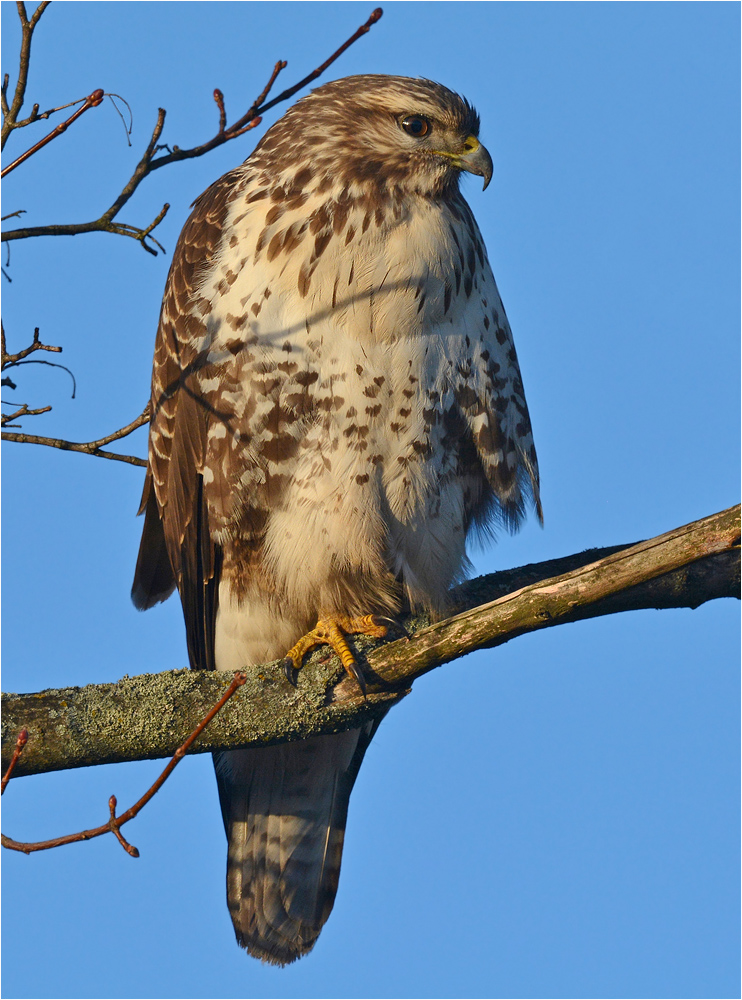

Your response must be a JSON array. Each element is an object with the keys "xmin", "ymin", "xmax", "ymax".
[{"xmin": 131, "ymin": 171, "xmax": 242, "ymax": 670}]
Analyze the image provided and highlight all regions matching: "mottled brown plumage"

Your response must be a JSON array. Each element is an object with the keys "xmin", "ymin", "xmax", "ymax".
[{"xmin": 133, "ymin": 75, "xmax": 540, "ymax": 965}]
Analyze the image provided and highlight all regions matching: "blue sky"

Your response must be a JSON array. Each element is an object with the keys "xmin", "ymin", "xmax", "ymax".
[{"xmin": 1, "ymin": 3, "xmax": 739, "ymax": 998}]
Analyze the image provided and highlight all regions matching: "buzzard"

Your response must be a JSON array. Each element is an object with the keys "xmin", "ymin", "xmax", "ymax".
[{"xmin": 133, "ymin": 75, "xmax": 540, "ymax": 965}]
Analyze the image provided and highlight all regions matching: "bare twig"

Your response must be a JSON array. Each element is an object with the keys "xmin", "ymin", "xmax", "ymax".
[
  {"xmin": 1, "ymin": 672, "xmax": 247, "ymax": 855},
  {"xmin": 1, "ymin": 729, "xmax": 27, "ymax": 793},
  {"xmin": 1, "ymin": 326, "xmax": 75, "ymax": 422},
  {"xmin": 1, "ymin": 103, "xmax": 172, "ymax": 253},
  {"xmin": 107, "ymin": 93, "xmax": 133, "ymax": 146},
  {"xmin": 252, "ymin": 61, "xmax": 286, "ymax": 108},
  {"xmin": 1, "ymin": 1, "xmax": 51, "ymax": 151},
  {"xmin": 9, "ymin": 358, "xmax": 77, "ymax": 386},
  {"xmin": 2, "ymin": 356, "xmax": 76, "ymax": 397},
  {"xmin": 14, "ymin": 93, "xmax": 107, "ymax": 128},
  {"xmin": 213, "ymin": 88, "xmax": 227, "ymax": 135},
  {"xmin": 1, "ymin": 403, "xmax": 150, "ymax": 465},
  {"xmin": 104, "ymin": 203, "xmax": 169, "ymax": 256},
  {"xmin": 107, "ymin": 796, "xmax": 138, "ymax": 856},
  {"xmin": 255, "ymin": 7, "xmax": 383, "ymax": 118},
  {"xmin": 1, "ymin": 89, "xmax": 105, "ymax": 177},
  {"xmin": 1, "ymin": 401, "xmax": 52, "ymax": 426},
  {"xmin": 2, "ymin": 325, "xmax": 62, "ymax": 367},
  {"xmin": 217, "ymin": 60, "xmax": 286, "ymax": 140},
  {"xmin": 1, "ymin": 7, "xmax": 384, "ymax": 253},
  {"xmin": 144, "ymin": 5, "xmax": 384, "ymax": 162}
]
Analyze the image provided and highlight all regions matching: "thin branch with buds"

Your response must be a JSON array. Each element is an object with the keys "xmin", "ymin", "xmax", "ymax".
[
  {"xmin": 1, "ymin": 88, "xmax": 105, "ymax": 177},
  {"xmin": 1, "ymin": 672, "xmax": 247, "ymax": 856},
  {"xmin": 250, "ymin": 7, "xmax": 383, "ymax": 119},
  {"xmin": 1, "ymin": 7, "xmax": 384, "ymax": 254}
]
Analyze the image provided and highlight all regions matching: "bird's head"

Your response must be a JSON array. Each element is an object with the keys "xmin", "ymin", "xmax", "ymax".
[{"xmin": 252, "ymin": 75, "xmax": 493, "ymax": 198}]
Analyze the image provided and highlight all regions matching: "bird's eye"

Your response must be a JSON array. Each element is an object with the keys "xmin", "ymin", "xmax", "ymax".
[{"xmin": 401, "ymin": 115, "xmax": 430, "ymax": 138}]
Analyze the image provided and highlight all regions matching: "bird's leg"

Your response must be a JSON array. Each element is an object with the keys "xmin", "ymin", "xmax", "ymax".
[{"xmin": 281, "ymin": 614, "xmax": 389, "ymax": 694}]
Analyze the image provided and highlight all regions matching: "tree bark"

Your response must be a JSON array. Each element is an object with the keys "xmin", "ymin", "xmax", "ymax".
[{"xmin": 2, "ymin": 504, "xmax": 738, "ymax": 779}]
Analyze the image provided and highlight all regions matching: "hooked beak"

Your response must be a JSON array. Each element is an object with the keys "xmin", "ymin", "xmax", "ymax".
[
  {"xmin": 457, "ymin": 135, "xmax": 493, "ymax": 190},
  {"xmin": 432, "ymin": 135, "xmax": 493, "ymax": 190}
]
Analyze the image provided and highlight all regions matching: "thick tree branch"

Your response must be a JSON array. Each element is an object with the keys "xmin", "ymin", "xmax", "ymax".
[
  {"xmin": 2, "ymin": 505, "xmax": 738, "ymax": 780},
  {"xmin": 368, "ymin": 504, "xmax": 740, "ymax": 686}
]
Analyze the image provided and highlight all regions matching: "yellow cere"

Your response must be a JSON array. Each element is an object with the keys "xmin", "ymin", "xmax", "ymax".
[{"xmin": 433, "ymin": 135, "xmax": 480, "ymax": 160}]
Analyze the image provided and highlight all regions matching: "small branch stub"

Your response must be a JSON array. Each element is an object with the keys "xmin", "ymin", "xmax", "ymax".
[{"xmin": 1, "ymin": 729, "xmax": 28, "ymax": 793}]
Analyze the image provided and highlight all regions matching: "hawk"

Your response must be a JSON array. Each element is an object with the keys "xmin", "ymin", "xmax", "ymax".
[{"xmin": 132, "ymin": 75, "xmax": 540, "ymax": 965}]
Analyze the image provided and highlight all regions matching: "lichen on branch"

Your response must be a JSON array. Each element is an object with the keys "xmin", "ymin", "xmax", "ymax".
[{"xmin": 2, "ymin": 505, "xmax": 738, "ymax": 781}]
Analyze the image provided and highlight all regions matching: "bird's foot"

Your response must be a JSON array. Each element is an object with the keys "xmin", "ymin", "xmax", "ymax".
[{"xmin": 280, "ymin": 614, "xmax": 389, "ymax": 695}]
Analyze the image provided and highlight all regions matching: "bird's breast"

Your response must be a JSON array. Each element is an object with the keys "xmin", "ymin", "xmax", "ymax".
[{"xmin": 198, "ymin": 184, "xmax": 497, "ymax": 608}]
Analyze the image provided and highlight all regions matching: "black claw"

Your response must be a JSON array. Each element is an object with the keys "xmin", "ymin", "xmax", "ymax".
[
  {"xmin": 281, "ymin": 658, "xmax": 300, "ymax": 687},
  {"xmin": 346, "ymin": 660, "xmax": 367, "ymax": 698},
  {"xmin": 373, "ymin": 615, "xmax": 410, "ymax": 640},
  {"xmin": 371, "ymin": 615, "xmax": 395, "ymax": 628}
]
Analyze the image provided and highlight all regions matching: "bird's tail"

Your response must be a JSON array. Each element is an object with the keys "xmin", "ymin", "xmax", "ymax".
[{"xmin": 213, "ymin": 723, "xmax": 378, "ymax": 965}]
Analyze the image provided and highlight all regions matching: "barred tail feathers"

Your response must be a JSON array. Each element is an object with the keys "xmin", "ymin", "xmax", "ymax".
[{"xmin": 213, "ymin": 724, "xmax": 377, "ymax": 965}]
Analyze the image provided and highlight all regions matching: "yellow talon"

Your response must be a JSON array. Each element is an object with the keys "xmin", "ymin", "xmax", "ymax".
[{"xmin": 281, "ymin": 614, "xmax": 389, "ymax": 694}]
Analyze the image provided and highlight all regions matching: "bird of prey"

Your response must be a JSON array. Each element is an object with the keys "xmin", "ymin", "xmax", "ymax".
[{"xmin": 132, "ymin": 74, "xmax": 540, "ymax": 966}]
